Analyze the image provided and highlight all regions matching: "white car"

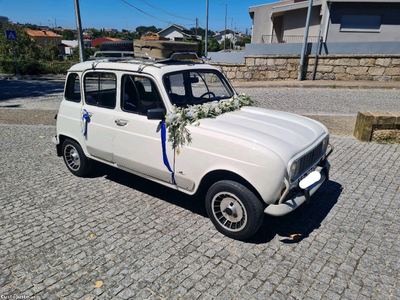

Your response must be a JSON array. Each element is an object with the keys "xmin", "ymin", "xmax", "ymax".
[{"xmin": 54, "ymin": 52, "xmax": 332, "ymax": 240}]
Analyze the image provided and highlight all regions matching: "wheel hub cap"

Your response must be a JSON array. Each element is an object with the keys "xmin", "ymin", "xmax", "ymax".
[
  {"xmin": 211, "ymin": 193, "xmax": 247, "ymax": 232},
  {"xmin": 71, "ymin": 150, "xmax": 79, "ymax": 164},
  {"xmin": 221, "ymin": 198, "xmax": 243, "ymax": 222},
  {"xmin": 64, "ymin": 145, "xmax": 81, "ymax": 171}
]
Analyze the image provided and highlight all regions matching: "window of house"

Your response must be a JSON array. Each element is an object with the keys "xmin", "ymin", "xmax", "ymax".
[
  {"xmin": 65, "ymin": 73, "xmax": 81, "ymax": 103},
  {"xmin": 84, "ymin": 72, "xmax": 116, "ymax": 109},
  {"xmin": 340, "ymin": 15, "xmax": 381, "ymax": 32},
  {"xmin": 44, "ymin": 40, "xmax": 48, "ymax": 45},
  {"xmin": 121, "ymin": 75, "xmax": 164, "ymax": 115}
]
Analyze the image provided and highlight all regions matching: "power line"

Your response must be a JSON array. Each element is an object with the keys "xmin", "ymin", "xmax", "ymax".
[
  {"xmin": 121, "ymin": 0, "xmax": 195, "ymax": 28},
  {"xmin": 120, "ymin": 0, "xmax": 172, "ymax": 25},
  {"xmin": 137, "ymin": 0, "xmax": 195, "ymax": 22},
  {"xmin": 120, "ymin": 1, "xmax": 165, "ymax": 27}
]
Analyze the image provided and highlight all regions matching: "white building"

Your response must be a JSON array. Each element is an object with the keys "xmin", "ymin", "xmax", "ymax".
[
  {"xmin": 62, "ymin": 40, "xmax": 92, "ymax": 55},
  {"xmin": 104, "ymin": 28, "xmax": 118, "ymax": 33},
  {"xmin": 249, "ymin": 0, "xmax": 400, "ymax": 44},
  {"xmin": 158, "ymin": 24, "xmax": 200, "ymax": 41},
  {"xmin": 213, "ymin": 29, "xmax": 250, "ymax": 46},
  {"xmin": 0, "ymin": 15, "xmax": 8, "ymax": 26}
]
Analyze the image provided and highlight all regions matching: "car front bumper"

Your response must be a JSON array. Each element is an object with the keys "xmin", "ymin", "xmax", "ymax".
[{"xmin": 264, "ymin": 159, "xmax": 331, "ymax": 217}]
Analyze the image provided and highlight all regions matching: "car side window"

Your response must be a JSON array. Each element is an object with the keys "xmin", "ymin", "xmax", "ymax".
[
  {"xmin": 84, "ymin": 72, "xmax": 116, "ymax": 109},
  {"xmin": 65, "ymin": 73, "xmax": 81, "ymax": 103},
  {"xmin": 121, "ymin": 75, "xmax": 164, "ymax": 115},
  {"xmin": 164, "ymin": 73, "xmax": 186, "ymax": 104}
]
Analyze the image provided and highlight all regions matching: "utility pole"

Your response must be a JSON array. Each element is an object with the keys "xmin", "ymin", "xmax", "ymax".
[
  {"xmin": 74, "ymin": 0, "xmax": 86, "ymax": 62},
  {"xmin": 11, "ymin": 40, "xmax": 18, "ymax": 75},
  {"xmin": 55, "ymin": 18, "xmax": 58, "ymax": 46},
  {"xmin": 205, "ymin": 0, "xmax": 209, "ymax": 58},
  {"xmin": 228, "ymin": 17, "xmax": 233, "ymax": 50},
  {"xmin": 298, "ymin": 0, "xmax": 313, "ymax": 81},
  {"xmin": 217, "ymin": 2, "xmax": 227, "ymax": 51},
  {"xmin": 50, "ymin": 17, "xmax": 58, "ymax": 45},
  {"xmin": 234, "ymin": 24, "xmax": 237, "ymax": 50}
]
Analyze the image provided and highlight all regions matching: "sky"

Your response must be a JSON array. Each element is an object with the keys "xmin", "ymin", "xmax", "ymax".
[{"xmin": 0, "ymin": 0, "xmax": 273, "ymax": 34}]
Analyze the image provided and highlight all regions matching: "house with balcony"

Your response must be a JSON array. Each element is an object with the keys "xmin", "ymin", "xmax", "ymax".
[{"xmin": 248, "ymin": 0, "xmax": 400, "ymax": 54}]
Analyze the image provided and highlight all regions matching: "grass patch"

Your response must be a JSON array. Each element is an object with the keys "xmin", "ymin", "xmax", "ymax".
[{"xmin": 372, "ymin": 129, "xmax": 400, "ymax": 144}]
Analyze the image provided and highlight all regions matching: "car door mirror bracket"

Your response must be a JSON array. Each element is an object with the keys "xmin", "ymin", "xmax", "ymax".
[{"xmin": 147, "ymin": 108, "xmax": 166, "ymax": 121}]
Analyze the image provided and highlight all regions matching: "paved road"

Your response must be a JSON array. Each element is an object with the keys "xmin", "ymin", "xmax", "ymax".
[
  {"xmin": 1, "ymin": 80, "xmax": 399, "ymax": 115},
  {"xmin": 1, "ymin": 124, "xmax": 399, "ymax": 299},
  {"xmin": 0, "ymin": 80, "xmax": 64, "ymax": 110}
]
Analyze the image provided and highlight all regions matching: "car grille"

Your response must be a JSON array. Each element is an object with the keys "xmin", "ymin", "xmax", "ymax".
[{"xmin": 296, "ymin": 141, "xmax": 324, "ymax": 179}]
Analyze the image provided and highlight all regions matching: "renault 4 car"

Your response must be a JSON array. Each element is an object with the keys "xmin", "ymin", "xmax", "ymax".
[{"xmin": 53, "ymin": 50, "xmax": 333, "ymax": 240}]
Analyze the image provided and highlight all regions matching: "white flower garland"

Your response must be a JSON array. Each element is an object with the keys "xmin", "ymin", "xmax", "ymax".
[{"xmin": 165, "ymin": 93, "xmax": 255, "ymax": 149}]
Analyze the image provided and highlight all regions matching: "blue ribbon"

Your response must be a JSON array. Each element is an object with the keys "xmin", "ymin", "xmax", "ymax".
[
  {"xmin": 161, "ymin": 120, "xmax": 176, "ymax": 185},
  {"xmin": 82, "ymin": 109, "xmax": 90, "ymax": 136}
]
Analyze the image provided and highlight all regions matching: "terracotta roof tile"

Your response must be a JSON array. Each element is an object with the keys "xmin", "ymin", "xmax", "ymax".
[{"xmin": 24, "ymin": 28, "xmax": 62, "ymax": 38}]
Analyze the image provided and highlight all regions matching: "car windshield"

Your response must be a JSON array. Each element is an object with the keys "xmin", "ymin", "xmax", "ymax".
[{"xmin": 163, "ymin": 70, "xmax": 235, "ymax": 107}]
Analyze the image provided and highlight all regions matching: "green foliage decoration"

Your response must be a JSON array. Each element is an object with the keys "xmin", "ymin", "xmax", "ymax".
[{"xmin": 165, "ymin": 94, "xmax": 255, "ymax": 149}]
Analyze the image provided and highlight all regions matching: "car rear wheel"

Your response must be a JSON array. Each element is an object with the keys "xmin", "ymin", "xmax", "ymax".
[
  {"xmin": 205, "ymin": 180, "xmax": 264, "ymax": 240},
  {"xmin": 62, "ymin": 139, "xmax": 92, "ymax": 177}
]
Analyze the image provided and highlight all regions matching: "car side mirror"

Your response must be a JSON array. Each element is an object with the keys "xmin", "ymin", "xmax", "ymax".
[{"xmin": 147, "ymin": 108, "xmax": 166, "ymax": 120}]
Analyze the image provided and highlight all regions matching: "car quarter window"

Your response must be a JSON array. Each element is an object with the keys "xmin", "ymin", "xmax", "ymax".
[
  {"xmin": 65, "ymin": 73, "xmax": 81, "ymax": 103},
  {"xmin": 84, "ymin": 72, "xmax": 116, "ymax": 109},
  {"xmin": 121, "ymin": 74, "xmax": 164, "ymax": 115}
]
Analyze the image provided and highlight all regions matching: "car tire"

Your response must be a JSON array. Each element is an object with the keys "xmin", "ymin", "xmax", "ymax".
[
  {"xmin": 101, "ymin": 41, "xmax": 134, "ymax": 51},
  {"xmin": 205, "ymin": 180, "xmax": 264, "ymax": 240},
  {"xmin": 62, "ymin": 139, "xmax": 92, "ymax": 177}
]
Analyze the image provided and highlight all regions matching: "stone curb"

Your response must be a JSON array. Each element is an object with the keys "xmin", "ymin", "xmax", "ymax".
[{"xmin": 233, "ymin": 83, "xmax": 399, "ymax": 90}]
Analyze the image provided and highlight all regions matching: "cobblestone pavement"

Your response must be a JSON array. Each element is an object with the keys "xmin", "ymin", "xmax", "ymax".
[
  {"xmin": 1, "ymin": 124, "xmax": 399, "ymax": 300},
  {"xmin": 1, "ymin": 80, "xmax": 399, "ymax": 115}
]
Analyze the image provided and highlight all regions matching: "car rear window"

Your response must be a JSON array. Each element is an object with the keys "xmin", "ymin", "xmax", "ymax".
[{"xmin": 65, "ymin": 73, "xmax": 81, "ymax": 103}]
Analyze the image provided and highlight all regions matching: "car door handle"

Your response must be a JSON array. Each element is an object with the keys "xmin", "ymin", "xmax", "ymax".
[{"xmin": 115, "ymin": 119, "xmax": 128, "ymax": 126}]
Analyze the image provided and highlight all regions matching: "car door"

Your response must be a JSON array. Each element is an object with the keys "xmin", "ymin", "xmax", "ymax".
[
  {"xmin": 112, "ymin": 74, "xmax": 194, "ymax": 190},
  {"xmin": 82, "ymin": 71, "xmax": 117, "ymax": 162}
]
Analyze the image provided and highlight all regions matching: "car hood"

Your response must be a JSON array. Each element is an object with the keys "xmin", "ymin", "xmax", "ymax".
[{"xmin": 197, "ymin": 106, "xmax": 328, "ymax": 163}]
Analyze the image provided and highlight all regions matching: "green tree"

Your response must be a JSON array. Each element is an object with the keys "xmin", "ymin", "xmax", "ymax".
[
  {"xmin": 0, "ymin": 24, "xmax": 40, "ymax": 61},
  {"xmin": 61, "ymin": 29, "xmax": 75, "ymax": 40},
  {"xmin": 208, "ymin": 38, "xmax": 221, "ymax": 52},
  {"xmin": 90, "ymin": 28, "xmax": 102, "ymax": 39},
  {"xmin": 20, "ymin": 23, "xmax": 41, "ymax": 30},
  {"xmin": 221, "ymin": 37, "xmax": 233, "ymax": 50},
  {"xmin": 189, "ymin": 27, "xmax": 215, "ymax": 38},
  {"xmin": 40, "ymin": 44, "xmax": 61, "ymax": 61},
  {"xmin": 235, "ymin": 36, "xmax": 251, "ymax": 47},
  {"xmin": 135, "ymin": 26, "xmax": 162, "ymax": 37},
  {"xmin": 71, "ymin": 46, "xmax": 96, "ymax": 62}
]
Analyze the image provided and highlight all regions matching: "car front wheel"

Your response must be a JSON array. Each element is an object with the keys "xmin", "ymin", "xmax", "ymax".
[
  {"xmin": 205, "ymin": 180, "xmax": 264, "ymax": 240},
  {"xmin": 62, "ymin": 139, "xmax": 92, "ymax": 177}
]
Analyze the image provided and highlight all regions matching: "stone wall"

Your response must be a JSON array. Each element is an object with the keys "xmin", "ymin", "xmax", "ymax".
[{"xmin": 211, "ymin": 54, "xmax": 400, "ymax": 81}]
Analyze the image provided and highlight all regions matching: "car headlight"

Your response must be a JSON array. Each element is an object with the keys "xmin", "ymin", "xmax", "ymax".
[{"xmin": 290, "ymin": 161, "xmax": 298, "ymax": 179}]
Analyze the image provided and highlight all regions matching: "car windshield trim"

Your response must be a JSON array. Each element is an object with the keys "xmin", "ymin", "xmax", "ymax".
[{"xmin": 163, "ymin": 69, "xmax": 235, "ymax": 107}]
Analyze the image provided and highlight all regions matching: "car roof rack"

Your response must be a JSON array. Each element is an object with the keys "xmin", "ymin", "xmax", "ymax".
[
  {"xmin": 90, "ymin": 51, "xmax": 155, "ymax": 61},
  {"xmin": 90, "ymin": 51, "xmax": 204, "ymax": 64}
]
